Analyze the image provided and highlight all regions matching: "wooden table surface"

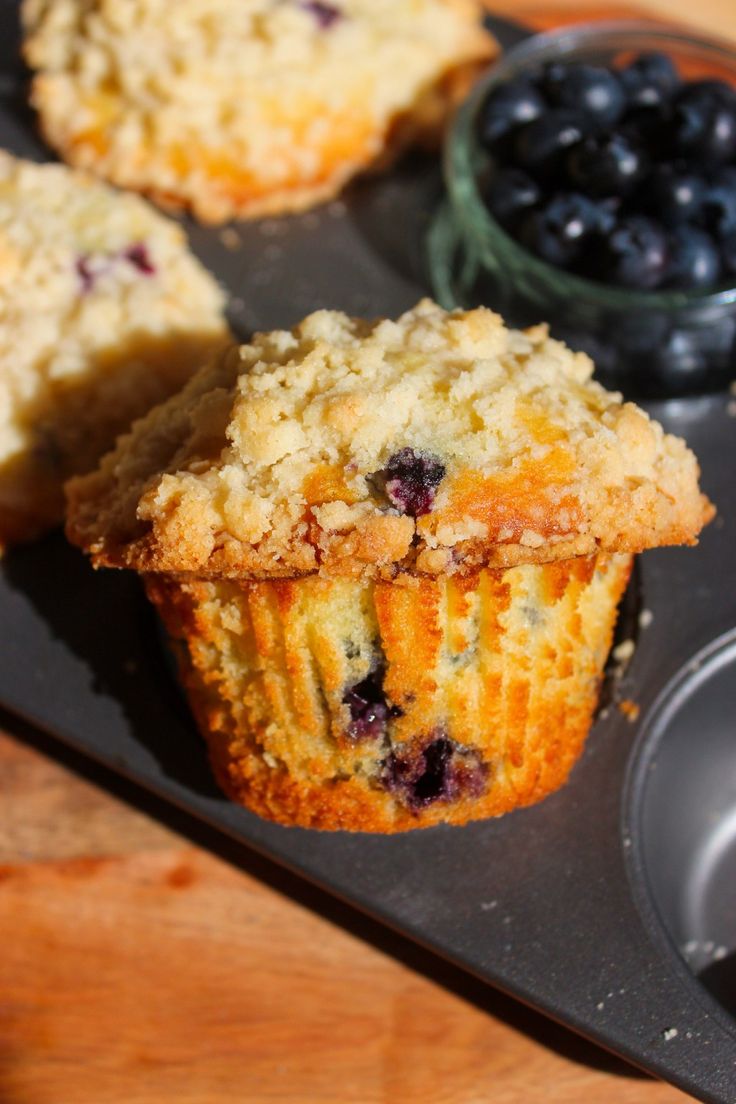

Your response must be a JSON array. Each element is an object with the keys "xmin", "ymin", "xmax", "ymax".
[{"xmin": 2, "ymin": 2, "xmax": 733, "ymax": 1101}]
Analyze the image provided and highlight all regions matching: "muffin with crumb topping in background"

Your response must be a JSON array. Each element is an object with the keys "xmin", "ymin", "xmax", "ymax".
[
  {"xmin": 66, "ymin": 301, "xmax": 713, "ymax": 831},
  {"xmin": 22, "ymin": 0, "xmax": 496, "ymax": 223},
  {"xmin": 0, "ymin": 152, "xmax": 228, "ymax": 553}
]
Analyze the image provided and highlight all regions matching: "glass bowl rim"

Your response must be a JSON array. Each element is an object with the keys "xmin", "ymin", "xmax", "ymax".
[{"xmin": 444, "ymin": 19, "xmax": 736, "ymax": 312}]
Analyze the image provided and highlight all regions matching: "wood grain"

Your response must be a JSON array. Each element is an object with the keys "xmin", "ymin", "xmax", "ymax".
[
  {"xmin": 512, "ymin": 0, "xmax": 736, "ymax": 35},
  {"xmin": 0, "ymin": 729, "xmax": 692, "ymax": 1104}
]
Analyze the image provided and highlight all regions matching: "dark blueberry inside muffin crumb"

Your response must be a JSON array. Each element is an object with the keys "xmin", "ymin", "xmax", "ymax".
[
  {"xmin": 379, "ymin": 448, "xmax": 446, "ymax": 518},
  {"xmin": 343, "ymin": 664, "xmax": 401, "ymax": 741},
  {"xmin": 124, "ymin": 242, "xmax": 156, "ymax": 275},
  {"xmin": 384, "ymin": 735, "xmax": 487, "ymax": 809},
  {"xmin": 299, "ymin": 0, "xmax": 342, "ymax": 29},
  {"xmin": 75, "ymin": 254, "xmax": 96, "ymax": 293},
  {"xmin": 76, "ymin": 243, "xmax": 155, "ymax": 291}
]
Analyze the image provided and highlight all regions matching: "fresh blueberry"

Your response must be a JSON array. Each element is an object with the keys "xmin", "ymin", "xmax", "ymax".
[
  {"xmin": 483, "ymin": 167, "xmax": 541, "ymax": 229},
  {"xmin": 566, "ymin": 130, "xmax": 648, "ymax": 197},
  {"xmin": 621, "ymin": 102, "xmax": 674, "ymax": 161},
  {"xmin": 343, "ymin": 664, "xmax": 400, "ymax": 742},
  {"xmin": 684, "ymin": 78, "xmax": 736, "ymax": 104},
  {"xmin": 519, "ymin": 192, "xmax": 606, "ymax": 267},
  {"xmin": 702, "ymin": 167, "xmax": 736, "ymax": 236},
  {"xmin": 543, "ymin": 62, "xmax": 625, "ymax": 126},
  {"xmin": 477, "ymin": 78, "xmax": 546, "ymax": 149},
  {"xmin": 379, "ymin": 448, "xmax": 445, "ymax": 518},
  {"xmin": 597, "ymin": 215, "xmax": 668, "ymax": 289},
  {"xmin": 644, "ymin": 328, "xmax": 710, "ymax": 394},
  {"xmin": 383, "ymin": 734, "xmax": 487, "ymax": 809},
  {"xmin": 537, "ymin": 61, "xmax": 568, "ymax": 99},
  {"xmin": 645, "ymin": 164, "xmax": 706, "ymax": 225},
  {"xmin": 721, "ymin": 229, "xmax": 736, "ymax": 276},
  {"xmin": 669, "ymin": 80, "xmax": 736, "ymax": 165},
  {"xmin": 620, "ymin": 51, "xmax": 680, "ymax": 109},
  {"xmin": 513, "ymin": 109, "xmax": 589, "ymax": 176},
  {"xmin": 665, "ymin": 225, "xmax": 721, "ymax": 289}
]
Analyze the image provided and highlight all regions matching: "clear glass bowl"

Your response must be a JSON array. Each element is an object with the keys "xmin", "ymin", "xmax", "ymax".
[{"xmin": 428, "ymin": 22, "xmax": 736, "ymax": 397}]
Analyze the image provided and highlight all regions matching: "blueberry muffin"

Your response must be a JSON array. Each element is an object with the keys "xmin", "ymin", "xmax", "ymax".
[
  {"xmin": 0, "ymin": 152, "xmax": 227, "ymax": 551},
  {"xmin": 144, "ymin": 555, "xmax": 633, "ymax": 830},
  {"xmin": 66, "ymin": 301, "xmax": 713, "ymax": 831},
  {"xmin": 22, "ymin": 0, "xmax": 496, "ymax": 223}
]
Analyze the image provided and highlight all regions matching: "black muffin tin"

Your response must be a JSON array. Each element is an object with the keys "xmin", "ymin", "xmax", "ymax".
[{"xmin": 1, "ymin": 8, "xmax": 735, "ymax": 1100}]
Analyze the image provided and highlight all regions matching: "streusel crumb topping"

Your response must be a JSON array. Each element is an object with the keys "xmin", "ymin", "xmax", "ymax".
[
  {"xmin": 23, "ymin": 0, "xmax": 494, "ymax": 221},
  {"xmin": 66, "ymin": 299, "xmax": 714, "ymax": 577}
]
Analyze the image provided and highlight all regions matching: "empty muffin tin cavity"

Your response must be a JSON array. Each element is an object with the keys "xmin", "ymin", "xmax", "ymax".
[{"xmin": 627, "ymin": 632, "xmax": 736, "ymax": 1023}]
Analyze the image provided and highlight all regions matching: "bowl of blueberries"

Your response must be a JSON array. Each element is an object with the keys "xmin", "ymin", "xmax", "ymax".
[{"xmin": 428, "ymin": 21, "xmax": 736, "ymax": 395}]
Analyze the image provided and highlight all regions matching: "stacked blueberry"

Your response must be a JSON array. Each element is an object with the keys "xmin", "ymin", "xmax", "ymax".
[{"xmin": 477, "ymin": 53, "xmax": 736, "ymax": 292}]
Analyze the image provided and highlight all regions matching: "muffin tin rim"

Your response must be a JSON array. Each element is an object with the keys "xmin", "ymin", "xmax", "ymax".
[{"xmin": 622, "ymin": 626, "xmax": 736, "ymax": 1043}]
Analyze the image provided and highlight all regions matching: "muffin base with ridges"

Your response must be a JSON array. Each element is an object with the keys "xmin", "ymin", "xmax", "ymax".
[{"xmin": 146, "ymin": 552, "xmax": 632, "ymax": 832}]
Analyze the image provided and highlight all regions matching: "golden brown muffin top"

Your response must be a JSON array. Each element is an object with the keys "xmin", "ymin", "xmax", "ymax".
[
  {"xmin": 22, "ymin": 0, "xmax": 494, "ymax": 222},
  {"xmin": 65, "ymin": 300, "xmax": 714, "ymax": 578}
]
